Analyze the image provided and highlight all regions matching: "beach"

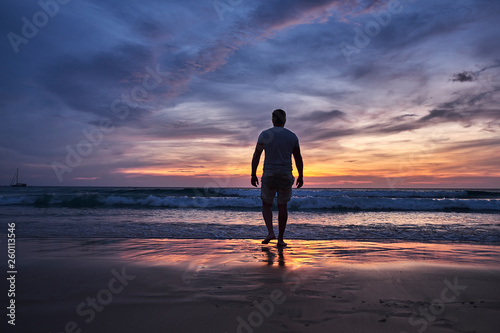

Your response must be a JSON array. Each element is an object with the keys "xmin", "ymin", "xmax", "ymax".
[
  {"xmin": 3, "ymin": 0, "xmax": 500, "ymax": 331},
  {"xmin": 2, "ymin": 187, "xmax": 499, "ymax": 332},
  {"xmin": 10, "ymin": 238, "xmax": 500, "ymax": 333}
]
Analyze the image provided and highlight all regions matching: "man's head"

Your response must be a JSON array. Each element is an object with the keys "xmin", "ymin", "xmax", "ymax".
[{"xmin": 272, "ymin": 109, "xmax": 286, "ymax": 127}]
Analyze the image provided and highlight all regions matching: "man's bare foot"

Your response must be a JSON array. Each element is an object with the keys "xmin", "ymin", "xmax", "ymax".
[
  {"xmin": 262, "ymin": 234, "xmax": 276, "ymax": 244},
  {"xmin": 277, "ymin": 240, "xmax": 287, "ymax": 248}
]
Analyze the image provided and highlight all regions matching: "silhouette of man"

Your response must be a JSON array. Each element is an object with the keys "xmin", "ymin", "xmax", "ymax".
[{"xmin": 251, "ymin": 109, "xmax": 304, "ymax": 247}]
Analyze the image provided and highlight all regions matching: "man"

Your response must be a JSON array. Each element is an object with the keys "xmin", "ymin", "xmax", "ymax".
[{"xmin": 251, "ymin": 109, "xmax": 304, "ymax": 247}]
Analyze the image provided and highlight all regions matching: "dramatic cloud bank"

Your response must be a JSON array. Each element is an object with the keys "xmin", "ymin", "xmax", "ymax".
[{"xmin": 1, "ymin": 0, "xmax": 499, "ymax": 187}]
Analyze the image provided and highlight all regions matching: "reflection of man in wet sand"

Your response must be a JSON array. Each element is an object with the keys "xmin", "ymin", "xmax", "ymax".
[{"xmin": 251, "ymin": 109, "xmax": 304, "ymax": 247}]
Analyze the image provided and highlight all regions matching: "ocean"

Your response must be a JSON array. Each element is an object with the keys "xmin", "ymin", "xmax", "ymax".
[{"xmin": 1, "ymin": 186, "xmax": 499, "ymax": 243}]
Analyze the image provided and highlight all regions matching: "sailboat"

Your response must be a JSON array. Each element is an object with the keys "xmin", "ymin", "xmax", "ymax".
[{"xmin": 10, "ymin": 168, "xmax": 27, "ymax": 187}]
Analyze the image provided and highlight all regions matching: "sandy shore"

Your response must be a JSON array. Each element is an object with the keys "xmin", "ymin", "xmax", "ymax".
[{"xmin": 8, "ymin": 239, "xmax": 500, "ymax": 332}]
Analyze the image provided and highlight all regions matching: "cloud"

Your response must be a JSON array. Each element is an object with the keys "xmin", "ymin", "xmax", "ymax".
[
  {"xmin": 418, "ymin": 109, "xmax": 464, "ymax": 123},
  {"xmin": 451, "ymin": 71, "xmax": 475, "ymax": 82},
  {"xmin": 299, "ymin": 110, "xmax": 346, "ymax": 122},
  {"xmin": 436, "ymin": 137, "xmax": 500, "ymax": 152},
  {"xmin": 1, "ymin": 0, "xmax": 500, "ymax": 186}
]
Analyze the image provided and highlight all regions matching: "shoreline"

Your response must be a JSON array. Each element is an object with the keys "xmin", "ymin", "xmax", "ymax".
[
  {"xmin": 9, "ymin": 238, "xmax": 500, "ymax": 332},
  {"xmin": 17, "ymin": 237, "xmax": 500, "ymax": 266}
]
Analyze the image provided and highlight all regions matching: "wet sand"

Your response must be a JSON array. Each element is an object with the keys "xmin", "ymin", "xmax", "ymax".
[{"xmin": 10, "ymin": 239, "xmax": 500, "ymax": 332}]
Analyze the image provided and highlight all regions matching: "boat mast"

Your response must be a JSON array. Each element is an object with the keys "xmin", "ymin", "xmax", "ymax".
[{"xmin": 10, "ymin": 168, "xmax": 19, "ymax": 186}]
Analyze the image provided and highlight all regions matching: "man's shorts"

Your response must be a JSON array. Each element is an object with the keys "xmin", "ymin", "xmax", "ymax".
[{"xmin": 261, "ymin": 172, "xmax": 294, "ymax": 205}]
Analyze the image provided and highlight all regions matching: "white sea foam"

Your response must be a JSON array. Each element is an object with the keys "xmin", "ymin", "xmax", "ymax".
[
  {"xmin": 2, "ymin": 186, "xmax": 499, "ymax": 243},
  {"xmin": 0, "ymin": 188, "xmax": 499, "ymax": 211}
]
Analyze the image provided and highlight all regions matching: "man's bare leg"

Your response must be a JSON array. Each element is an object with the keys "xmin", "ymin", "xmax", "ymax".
[
  {"xmin": 262, "ymin": 200, "xmax": 276, "ymax": 244},
  {"xmin": 277, "ymin": 203, "xmax": 288, "ymax": 247}
]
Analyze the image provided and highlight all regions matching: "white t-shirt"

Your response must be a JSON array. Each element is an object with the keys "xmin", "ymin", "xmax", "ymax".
[{"xmin": 257, "ymin": 127, "xmax": 299, "ymax": 173}]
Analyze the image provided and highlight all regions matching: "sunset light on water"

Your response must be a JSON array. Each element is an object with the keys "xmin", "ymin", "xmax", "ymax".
[{"xmin": 1, "ymin": 1, "xmax": 500, "ymax": 332}]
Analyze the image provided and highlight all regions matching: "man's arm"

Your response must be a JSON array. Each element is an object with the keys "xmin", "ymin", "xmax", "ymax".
[
  {"xmin": 293, "ymin": 145, "xmax": 304, "ymax": 188},
  {"xmin": 251, "ymin": 143, "xmax": 264, "ymax": 187}
]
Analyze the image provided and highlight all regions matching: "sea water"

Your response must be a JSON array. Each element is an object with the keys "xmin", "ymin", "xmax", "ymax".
[{"xmin": 0, "ymin": 187, "xmax": 499, "ymax": 243}]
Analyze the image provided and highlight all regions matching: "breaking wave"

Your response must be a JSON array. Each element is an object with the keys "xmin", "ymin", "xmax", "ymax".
[{"xmin": 1, "ymin": 187, "xmax": 499, "ymax": 212}]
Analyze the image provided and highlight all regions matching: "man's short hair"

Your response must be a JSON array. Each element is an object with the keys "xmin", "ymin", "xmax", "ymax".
[{"xmin": 272, "ymin": 109, "xmax": 286, "ymax": 126}]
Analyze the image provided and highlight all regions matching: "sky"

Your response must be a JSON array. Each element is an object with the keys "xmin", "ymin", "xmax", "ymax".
[{"xmin": 1, "ymin": 0, "xmax": 499, "ymax": 188}]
